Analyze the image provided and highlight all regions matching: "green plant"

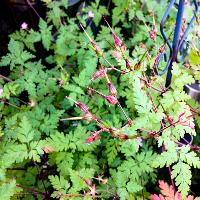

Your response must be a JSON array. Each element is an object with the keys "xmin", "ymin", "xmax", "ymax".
[
  {"xmin": 150, "ymin": 180, "xmax": 200, "ymax": 200},
  {"xmin": 0, "ymin": 0, "xmax": 200, "ymax": 199}
]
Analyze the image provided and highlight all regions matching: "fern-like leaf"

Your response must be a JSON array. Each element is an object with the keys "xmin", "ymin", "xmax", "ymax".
[{"xmin": 150, "ymin": 180, "xmax": 198, "ymax": 200}]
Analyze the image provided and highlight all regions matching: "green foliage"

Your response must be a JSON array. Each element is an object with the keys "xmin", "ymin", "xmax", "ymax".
[
  {"xmin": 49, "ymin": 175, "xmax": 70, "ymax": 198},
  {"xmin": 0, "ymin": 180, "xmax": 16, "ymax": 200},
  {"xmin": 0, "ymin": 39, "xmax": 35, "ymax": 70},
  {"xmin": 110, "ymin": 149, "xmax": 156, "ymax": 199},
  {"xmin": 0, "ymin": 0, "xmax": 200, "ymax": 199},
  {"xmin": 39, "ymin": 19, "xmax": 52, "ymax": 50},
  {"xmin": 112, "ymin": 0, "xmax": 136, "ymax": 26},
  {"xmin": 172, "ymin": 162, "xmax": 192, "ymax": 197}
]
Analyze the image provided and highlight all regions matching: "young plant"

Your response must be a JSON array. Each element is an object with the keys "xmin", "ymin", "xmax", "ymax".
[{"xmin": 0, "ymin": 0, "xmax": 199, "ymax": 199}]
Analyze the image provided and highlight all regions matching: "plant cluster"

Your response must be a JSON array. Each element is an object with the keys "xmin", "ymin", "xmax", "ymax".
[{"xmin": 0, "ymin": 0, "xmax": 200, "ymax": 199}]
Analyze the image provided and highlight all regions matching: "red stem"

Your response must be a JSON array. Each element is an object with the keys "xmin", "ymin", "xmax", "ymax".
[
  {"xmin": 25, "ymin": 0, "xmax": 41, "ymax": 18},
  {"xmin": 139, "ymin": 77, "xmax": 163, "ymax": 93},
  {"xmin": 16, "ymin": 184, "xmax": 46, "ymax": 197},
  {"xmin": 148, "ymin": 92, "xmax": 158, "ymax": 113},
  {"xmin": 168, "ymin": 166, "xmax": 175, "ymax": 191}
]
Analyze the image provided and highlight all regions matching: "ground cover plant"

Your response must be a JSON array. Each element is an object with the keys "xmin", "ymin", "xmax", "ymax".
[{"xmin": 0, "ymin": 0, "xmax": 200, "ymax": 199}]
